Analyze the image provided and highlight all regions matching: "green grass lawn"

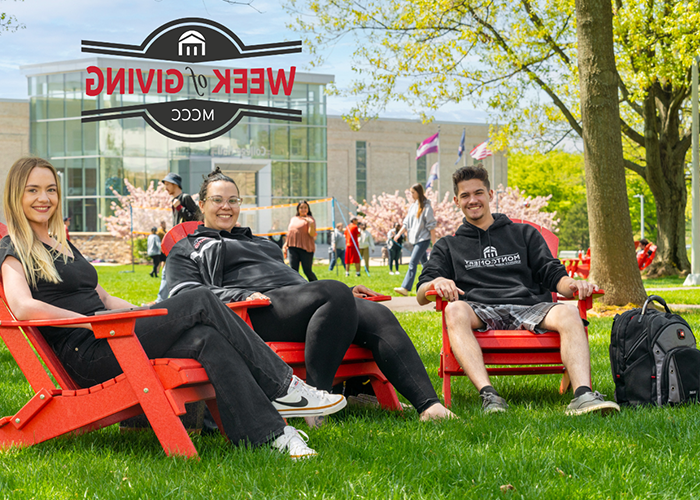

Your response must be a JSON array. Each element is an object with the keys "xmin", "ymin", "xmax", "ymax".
[{"xmin": 1, "ymin": 265, "xmax": 700, "ymax": 498}]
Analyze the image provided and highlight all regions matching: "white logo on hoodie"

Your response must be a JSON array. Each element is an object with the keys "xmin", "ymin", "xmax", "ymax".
[{"xmin": 464, "ymin": 245, "xmax": 521, "ymax": 270}]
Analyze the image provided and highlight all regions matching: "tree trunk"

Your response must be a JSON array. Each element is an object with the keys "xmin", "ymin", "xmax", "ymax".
[
  {"xmin": 641, "ymin": 85, "xmax": 691, "ymax": 276},
  {"xmin": 575, "ymin": 0, "xmax": 647, "ymax": 305}
]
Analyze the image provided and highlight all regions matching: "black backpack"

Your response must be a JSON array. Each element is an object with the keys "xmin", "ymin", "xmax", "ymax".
[{"xmin": 610, "ymin": 295, "xmax": 700, "ymax": 406}]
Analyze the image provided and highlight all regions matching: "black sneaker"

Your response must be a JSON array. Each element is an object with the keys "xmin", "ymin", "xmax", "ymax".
[{"xmin": 480, "ymin": 392, "xmax": 508, "ymax": 413}]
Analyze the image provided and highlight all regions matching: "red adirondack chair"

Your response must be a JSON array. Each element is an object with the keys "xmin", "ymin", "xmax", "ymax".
[
  {"xmin": 161, "ymin": 221, "xmax": 402, "ymax": 411},
  {"xmin": 0, "ymin": 223, "xmax": 222, "ymax": 458},
  {"xmin": 425, "ymin": 219, "xmax": 602, "ymax": 407}
]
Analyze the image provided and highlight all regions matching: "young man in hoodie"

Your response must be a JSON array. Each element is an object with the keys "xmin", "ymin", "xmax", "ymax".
[{"xmin": 416, "ymin": 166, "xmax": 619, "ymax": 416}]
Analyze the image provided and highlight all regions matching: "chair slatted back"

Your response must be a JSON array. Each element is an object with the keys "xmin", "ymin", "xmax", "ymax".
[
  {"xmin": 510, "ymin": 219, "xmax": 559, "ymax": 301},
  {"xmin": 161, "ymin": 221, "xmax": 203, "ymax": 256}
]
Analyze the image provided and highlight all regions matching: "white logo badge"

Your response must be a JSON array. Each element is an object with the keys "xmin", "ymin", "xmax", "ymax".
[
  {"xmin": 483, "ymin": 246, "xmax": 498, "ymax": 259},
  {"xmin": 179, "ymin": 30, "xmax": 206, "ymax": 57}
]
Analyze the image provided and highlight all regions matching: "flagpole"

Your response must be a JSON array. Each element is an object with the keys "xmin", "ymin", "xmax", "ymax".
[
  {"xmin": 463, "ymin": 128, "xmax": 467, "ymax": 167},
  {"xmin": 437, "ymin": 125, "xmax": 441, "ymax": 197}
]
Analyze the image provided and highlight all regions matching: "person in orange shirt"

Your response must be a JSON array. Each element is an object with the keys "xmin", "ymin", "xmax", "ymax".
[
  {"xmin": 344, "ymin": 217, "xmax": 361, "ymax": 277},
  {"xmin": 284, "ymin": 201, "xmax": 318, "ymax": 281}
]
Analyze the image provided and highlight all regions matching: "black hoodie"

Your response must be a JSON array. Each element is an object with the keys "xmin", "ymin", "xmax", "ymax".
[{"xmin": 417, "ymin": 214, "xmax": 568, "ymax": 305}]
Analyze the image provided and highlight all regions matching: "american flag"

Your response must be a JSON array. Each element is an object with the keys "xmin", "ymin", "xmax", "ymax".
[{"xmin": 469, "ymin": 140, "xmax": 492, "ymax": 160}]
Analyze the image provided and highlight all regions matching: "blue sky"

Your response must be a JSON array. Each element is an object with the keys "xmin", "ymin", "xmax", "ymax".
[{"xmin": 0, "ymin": 0, "xmax": 487, "ymax": 123}]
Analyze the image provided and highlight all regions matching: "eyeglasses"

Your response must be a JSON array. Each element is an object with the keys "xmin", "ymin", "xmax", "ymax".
[{"xmin": 203, "ymin": 196, "xmax": 242, "ymax": 206}]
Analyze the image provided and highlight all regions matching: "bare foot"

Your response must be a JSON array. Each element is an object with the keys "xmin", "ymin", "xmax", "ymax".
[
  {"xmin": 419, "ymin": 403, "xmax": 458, "ymax": 421},
  {"xmin": 304, "ymin": 415, "xmax": 326, "ymax": 428}
]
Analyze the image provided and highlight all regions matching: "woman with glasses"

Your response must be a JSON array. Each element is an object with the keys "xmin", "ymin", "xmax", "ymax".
[
  {"xmin": 166, "ymin": 168, "xmax": 455, "ymax": 425},
  {"xmin": 283, "ymin": 200, "xmax": 318, "ymax": 282}
]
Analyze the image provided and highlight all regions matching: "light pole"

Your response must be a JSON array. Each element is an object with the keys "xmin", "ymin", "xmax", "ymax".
[
  {"xmin": 633, "ymin": 194, "xmax": 645, "ymax": 240},
  {"xmin": 685, "ymin": 55, "xmax": 700, "ymax": 286}
]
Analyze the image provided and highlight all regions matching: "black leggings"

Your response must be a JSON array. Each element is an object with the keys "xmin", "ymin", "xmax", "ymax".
[
  {"xmin": 288, "ymin": 246, "xmax": 317, "ymax": 281},
  {"xmin": 55, "ymin": 288, "xmax": 291, "ymax": 446},
  {"xmin": 248, "ymin": 280, "xmax": 440, "ymax": 414}
]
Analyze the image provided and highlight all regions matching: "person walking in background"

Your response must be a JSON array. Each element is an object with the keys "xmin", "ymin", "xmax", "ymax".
[
  {"xmin": 386, "ymin": 222, "xmax": 404, "ymax": 275},
  {"xmin": 329, "ymin": 222, "xmax": 346, "ymax": 272},
  {"xmin": 157, "ymin": 173, "xmax": 201, "ymax": 303},
  {"xmin": 284, "ymin": 201, "xmax": 318, "ymax": 282},
  {"xmin": 358, "ymin": 222, "xmax": 375, "ymax": 271},
  {"xmin": 344, "ymin": 217, "xmax": 361, "ymax": 277},
  {"xmin": 63, "ymin": 216, "xmax": 71, "ymax": 241},
  {"xmin": 156, "ymin": 220, "xmax": 167, "ymax": 275},
  {"xmin": 162, "ymin": 173, "xmax": 199, "ymax": 226},
  {"xmin": 147, "ymin": 227, "xmax": 162, "ymax": 278},
  {"xmin": 394, "ymin": 183, "xmax": 436, "ymax": 296}
]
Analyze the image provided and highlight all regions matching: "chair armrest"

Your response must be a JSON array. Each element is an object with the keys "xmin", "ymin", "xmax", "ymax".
[
  {"xmin": 227, "ymin": 298, "xmax": 271, "ymax": 311},
  {"xmin": 364, "ymin": 294, "xmax": 391, "ymax": 302},
  {"xmin": 0, "ymin": 308, "xmax": 168, "ymax": 328},
  {"xmin": 425, "ymin": 290, "xmax": 438, "ymax": 301}
]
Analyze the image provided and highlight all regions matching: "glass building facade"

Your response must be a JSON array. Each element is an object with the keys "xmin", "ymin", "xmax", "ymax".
[{"xmin": 24, "ymin": 57, "xmax": 330, "ymax": 232}]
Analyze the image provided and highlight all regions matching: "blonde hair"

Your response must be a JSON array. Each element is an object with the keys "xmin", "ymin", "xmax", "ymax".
[{"xmin": 3, "ymin": 157, "xmax": 68, "ymax": 288}]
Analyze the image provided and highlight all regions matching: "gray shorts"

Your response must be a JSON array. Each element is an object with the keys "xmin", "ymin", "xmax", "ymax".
[{"xmin": 467, "ymin": 301, "xmax": 575, "ymax": 334}]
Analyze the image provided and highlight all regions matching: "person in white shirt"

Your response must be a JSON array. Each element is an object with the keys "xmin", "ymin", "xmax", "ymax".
[
  {"xmin": 358, "ymin": 222, "xmax": 375, "ymax": 270},
  {"xmin": 393, "ymin": 183, "xmax": 436, "ymax": 296},
  {"xmin": 329, "ymin": 223, "xmax": 346, "ymax": 271}
]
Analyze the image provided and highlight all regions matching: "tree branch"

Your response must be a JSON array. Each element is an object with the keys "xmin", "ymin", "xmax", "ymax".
[
  {"xmin": 466, "ymin": 6, "xmax": 583, "ymax": 137},
  {"xmin": 624, "ymin": 158, "xmax": 646, "ymax": 177}
]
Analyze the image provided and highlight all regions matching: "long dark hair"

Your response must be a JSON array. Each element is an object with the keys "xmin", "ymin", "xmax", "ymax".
[
  {"xmin": 296, "ymin": 200, "xmax": 313, "ymax": 217},
  {"xmin": 198, "ymin": 167, "xmax": 239, "ymax": 204},
  {"xmin": 411, "ymin": 183, "xmax": 427, "ymax": 218}
]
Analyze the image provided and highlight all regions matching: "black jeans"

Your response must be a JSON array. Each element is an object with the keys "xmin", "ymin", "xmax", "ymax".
[
  {"xmin": 288, "ymin": 246, "xmax": 318, "ymax": 281},
  {"xmin": 389, "ymin": 246, "xmax": 401, "ymax": 271},
  {"xmin": 55, "ymin": 288, "xmax": 292, "ymax": 446},
  {"xmin": 248, "ymin": 280, "xmax": 440, "ymax": 414}
]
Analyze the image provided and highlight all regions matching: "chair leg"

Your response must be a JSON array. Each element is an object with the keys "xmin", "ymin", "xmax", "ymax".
[
  {"xmin": 559, "ymin": 370, "xmax": 571, "ymax": 394},
  {"xmin": 205, "ymin": 400, "xmax": 226, "ymax": 437},
  {"xmin": 443, "ymin": 374, "xmax": 452, "ymax": 408},
  {"xmin": 369, "ymin": 377, "xmax": 402, "ymax": 411}
]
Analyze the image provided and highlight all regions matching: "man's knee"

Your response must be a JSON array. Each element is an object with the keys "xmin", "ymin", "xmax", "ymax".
[
  {"xmin": 545, "ymin": 304, "xmax": 584, "ymax": 333},
  {"xmin": 444, "ymin": 301, "xmax": 481, "ymax": 331}
]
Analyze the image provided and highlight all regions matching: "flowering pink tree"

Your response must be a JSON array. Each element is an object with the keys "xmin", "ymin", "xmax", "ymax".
[
  {"xmin": 491, "ymin": 185, "xmax": 559, "ymax": 231},
  {"xmin": 351, "ymin": 188, "xmax": 461, "ymax": 241},
  {"xmin": 351, "ymin": 184, "xmax": 558, "ymax": 241},
  {"xmin": 102, "ymin": 180, "xmax": 174, "ymax": 238}
]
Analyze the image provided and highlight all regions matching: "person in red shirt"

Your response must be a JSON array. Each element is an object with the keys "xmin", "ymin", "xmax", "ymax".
[
  {"xmin": 63, "ymin": 216, "xmax": 71, "ymax": 241},
  {"xmin": 344, "ymin": 217, "xmax": 361, "ymax": 277}
]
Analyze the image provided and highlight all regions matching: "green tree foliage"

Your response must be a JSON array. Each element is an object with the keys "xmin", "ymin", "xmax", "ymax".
[
  {"xmin": 508, "ymin": 151, "xmax": 586, "ymax": 218},
  {"xmin": 285, "ymin": 0, "xmax": 700, "ymax": 275},
  {"xmin": 558, "ymin": 197, "xmax": 589, "ymax": 251},
  {"xmin": 509, "ymin": 152, "xmax": 659, "ymax": 250}
]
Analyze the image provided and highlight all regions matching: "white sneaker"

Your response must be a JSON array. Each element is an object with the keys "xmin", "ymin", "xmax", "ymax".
[
  {"xmin": 394, "ymin": 287, "xmax": 409, "ymax": 296},
  {"xmin": 345, "ymin": 272, "xmax": 349, "ymax": 277},
  {"xmin": 273, "ymin": 375, "xmax": 347, "ymax": 417},
  {"xmin": 271, "ymin": 426, "xmax": 317, "ymax": 460}
]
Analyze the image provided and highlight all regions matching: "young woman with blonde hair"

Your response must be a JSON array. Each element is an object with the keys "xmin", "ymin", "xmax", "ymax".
[{"xmin": 0, "ymin": 157, "xmax": 346, "ymax": 459}]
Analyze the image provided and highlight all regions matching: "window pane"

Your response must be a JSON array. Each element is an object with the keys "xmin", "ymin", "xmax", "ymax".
[
  {"xmin": 290, "ymin": 126, "xmax": 308, "ymax": 159},
  {"xmin": 67, "ymin": 158, "xmax": 83, "ymax": 196},
  {"xmin": 85, "ymin": 158, "xmax": 98, "ymax": 196},
  {"xmin": 48, "ymin": 121, "xmax": 65, "ymax": 157},
  {"xmin": 123, "ymin": 118, "xmax": 145, "ymax": 157},
  {"xmin": 31, "ymin": 96, "xmax": 47, "ymax": 121},
  {"xmin": 65, "ymin": 119, "xmax": 82, "ymax": 156},
  {"xmin": 272, "ymin": 161, "xmax": 289, "ymax": 198},
  {"xmin": 102, "ymin": 157, "xmax": 125, "ymax": 195},
  {"xmin": 31, "ymin": 121, "xmax": 48, "ymax": 157},
  {"xmin": 99, "ymin": 119, "xmax": 123, "ymax": 156},
  {"xmin": 83, "ymin": 121, "xmax": 98, "ymax": 156},
  {"xmin": 271, "ymin": 125, "xmax": 289, "ymax": 159}
]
